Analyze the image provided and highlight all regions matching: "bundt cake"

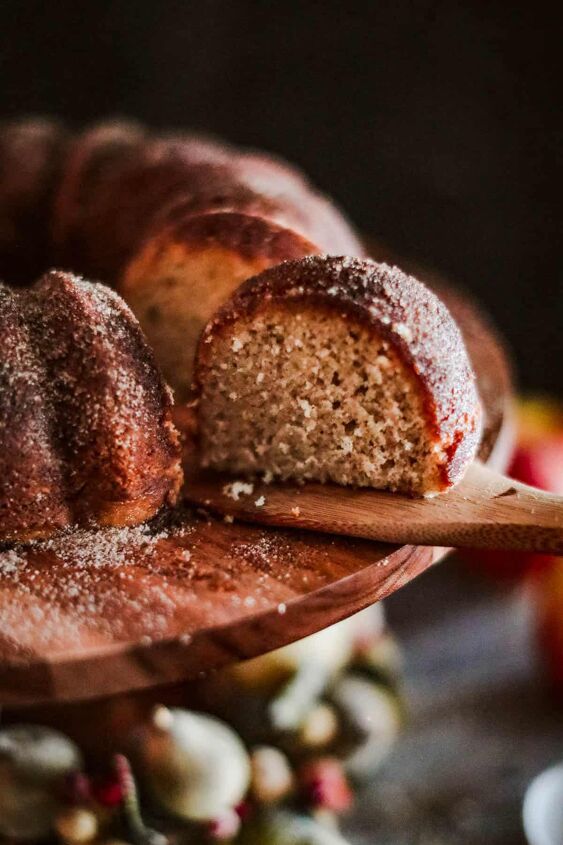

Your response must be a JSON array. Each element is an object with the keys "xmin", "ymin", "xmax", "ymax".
[
  {"xmin": 53, "ymin": 130, "xmax": 361, "ymax": 396},
  {"xmin": 122, "ymin": 213, "xmax": 321, "ymax": 396},
  {"xmin": 0, "ymin": 116, "xmax": 370, "ymax": 541},
  {"xmin": 194, "ymin": 256, "xmax": 482, "ymax": 496},
  {"xmin": 0, "ymin": 117, "xmax": 363, "ymax": 401},
  {"xmin": 0, "ymin": 270, "xmax": 182, "ymax": 542},
  {"xmin": 51, "ymin": 128, "xmax": 362, "ymax": 282},
  {"xmin": 0, "ymin": 118, "xmax": 363, "ymax": 278},
  {"xmin": 117, "ymin": 152, "xmax": 363, "ymax": 396},
  {"xmin": 0, "ymin": 115, "xmax": 482, "ymax": 502}
]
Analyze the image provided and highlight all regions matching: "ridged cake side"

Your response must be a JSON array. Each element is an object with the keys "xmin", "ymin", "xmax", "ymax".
[{"xmin": 0, "ymin": 271, "xmax": 183, "ymax": 541}]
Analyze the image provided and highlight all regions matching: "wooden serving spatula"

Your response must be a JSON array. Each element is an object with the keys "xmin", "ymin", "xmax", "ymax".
[{"xmin": 184, "ymin": 461, "xmax": 563, "ymax": 555}]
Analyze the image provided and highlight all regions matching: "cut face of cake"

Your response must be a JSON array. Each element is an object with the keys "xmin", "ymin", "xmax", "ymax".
[
  {"xmin": 194, "ymin": 256, "xmax": 482, "ymax": 496},
  {"xmin": 0, "ymin": 117, "xmax": 365, "ymax": 409},
  {"xmin": 122, "ymin": 212, "xmax": 321, "ymax": 398}
]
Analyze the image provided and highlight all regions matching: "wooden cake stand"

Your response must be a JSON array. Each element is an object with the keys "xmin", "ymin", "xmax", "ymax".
[{"xmin": 0, "ymin": 280, "xmax": 513, "ymax": 707}]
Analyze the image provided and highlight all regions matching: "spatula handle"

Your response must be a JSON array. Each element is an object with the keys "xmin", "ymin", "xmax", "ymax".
[
  {"xmin": 185, "ymin": 461, "xmax": 563, "ymax": 554},
  {"xmin": 439, "ymin": 461, "xmax": 563, "ymax": 554}
]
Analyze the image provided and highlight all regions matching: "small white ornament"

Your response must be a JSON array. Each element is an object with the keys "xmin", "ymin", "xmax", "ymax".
[{"xmin": 133, "ymin": 706, "xmax": 251, "ymax": 822}]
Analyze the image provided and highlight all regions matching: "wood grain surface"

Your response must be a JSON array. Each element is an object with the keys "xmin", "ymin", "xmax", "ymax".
[
  {"xmin": 0, "ymin": 280, "xmax": 514, "ymax": 706},
  {"xmin": 184, "ymin": 460, "xmax": 563, "ymax": 554}
]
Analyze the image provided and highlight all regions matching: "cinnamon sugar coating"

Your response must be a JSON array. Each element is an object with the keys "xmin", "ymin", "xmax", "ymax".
[
  {"xmin": 196, "ymin": 256, "xmax": 482, "ymax": 493},
  {"xmin": 0, "ymin": 118, "xmax": 366, "ymax": 536},
  {"xmin": 51, "ymin": 127, "xmax": 362, "ymax": 282},
  {"xmin": 122, "ymin": 212, "xmax": 320, "ymax": 397},
  {"xmin": 0, "ymin": 119, "xmax": 483, "ymax": 507},
  {"xmin": 0, "ymin": 271, "xmax": 182, "ymax": 541}
]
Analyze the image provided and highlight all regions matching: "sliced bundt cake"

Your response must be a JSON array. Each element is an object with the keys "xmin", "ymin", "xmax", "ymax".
[
  {"xmin": 0, "ymin": 270, "xmax": 182, "ymax": 542},
  {"xmin": 194, "ymin": 256, "xmax": 482, "ymax": 496},
  {"xmin": 117, "ymin": 148, "xmax": 363, "ymax": 399},
  {"xmin": 122, "ymin": 212, "xmax": 321, "ymax": 397},
  {"xmin": 48, "ymin": 124, "xmax": 363, "ymax": 396},
  {"xmin": 0, "ymin": 118, "xmax": 365, "ymax": 405}
]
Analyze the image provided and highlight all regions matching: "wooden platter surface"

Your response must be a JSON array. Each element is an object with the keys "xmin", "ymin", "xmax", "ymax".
[{"xmin": 0, "ymin": 275, "xmax": 513, "ymax": 706}]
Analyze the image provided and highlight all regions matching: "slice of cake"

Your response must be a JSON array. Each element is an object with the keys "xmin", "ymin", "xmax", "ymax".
[
  {"xmin": 121, "ymin": 212, "xmax": 320, "ymax": 398},
  {"xmin": 194, "ymin": 256, "xmax": 482, "ymax": 496}
]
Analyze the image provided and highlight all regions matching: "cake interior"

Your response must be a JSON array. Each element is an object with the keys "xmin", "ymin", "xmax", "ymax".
[
  {"xmin": 124, "ymin": 242, "xmax": 280, "ymax": 399},
  {"xmin": 198, "ymin": 304, "xmax": 448, "ymax": 495}
]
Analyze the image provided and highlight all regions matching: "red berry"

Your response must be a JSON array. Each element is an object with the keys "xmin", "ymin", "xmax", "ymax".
[
  {"xmin": 93, "ymin": 779, "xmax": 124, "ymax": 808},
  {"xmin": 207, "ymin": 809, "xmax": 241, "ymax": 840},
  {"xmin": 299, "ymin": 758, "xmax": 353, "ymax": 813},
  {"xmin": 235, "ymin": 800, "xmax": 253, "ymax": 821}
]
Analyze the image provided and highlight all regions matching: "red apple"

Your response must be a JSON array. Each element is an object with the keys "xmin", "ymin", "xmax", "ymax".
[{"xmin": 510, "ymin": 435, "xmax": 563, "ymax": 495}]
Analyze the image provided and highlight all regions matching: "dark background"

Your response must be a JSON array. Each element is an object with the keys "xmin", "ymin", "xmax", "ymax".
[{"xmin": 1, "ymin": 1, "xmax": 561, "ymax": 393}]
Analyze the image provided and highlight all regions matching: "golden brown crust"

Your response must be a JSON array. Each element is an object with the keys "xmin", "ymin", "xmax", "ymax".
[
  {"xmin": 55, "ymin": 142, "xmax": 246, "ymax": 282},
  {"xmin": 128, "ymin": 210, "xmax": 322, "ymax": 269},
  {"xmin": 196, "ymin": 256, "xmax": 482, "ymax": 488},
  {"xmin": 147, "ymin": 180, "xmax": 297, "ymax": 238},
  {"xmin": 230, "ymin": 152, "xmax": 364, "ymax": 256},
  {"xmin": 51, "ymin": 125, "xmax": 362, "ymax": 283},
  {"xmin": 0, "ymin": 271, "xmax": 183, "ymax": 542},
  {"xmin": 0, "ymin": 120, "xmax": 368, "ymax": 531},
  {"xmin": 1, "ymin": 119, "xmax": 362, "ymax": 287}
]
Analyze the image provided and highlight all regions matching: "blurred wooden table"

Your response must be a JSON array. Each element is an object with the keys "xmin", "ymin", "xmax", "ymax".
[{"xmin": 345, "ymin": 559, "xmax": 563, "ymax": 845}]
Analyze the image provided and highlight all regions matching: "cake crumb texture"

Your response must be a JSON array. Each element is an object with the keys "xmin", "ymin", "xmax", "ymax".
[{"xmin": 195, "ymin": 256, "xmax": 481, "ymax": 495}]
